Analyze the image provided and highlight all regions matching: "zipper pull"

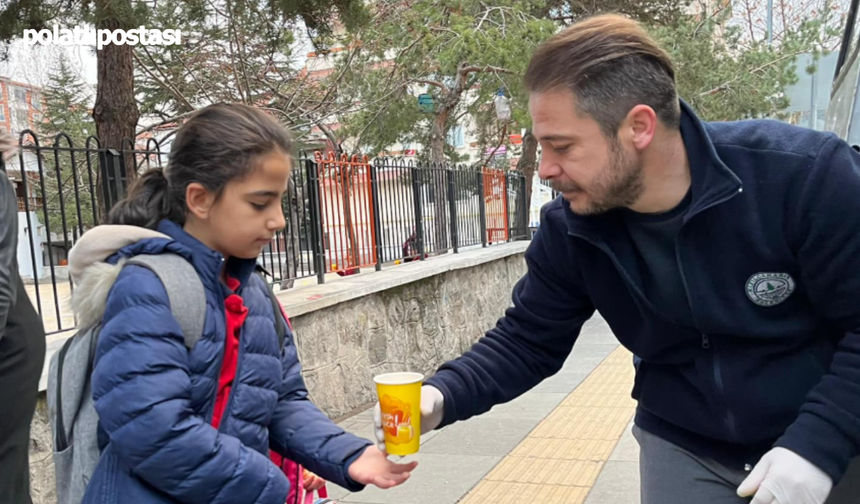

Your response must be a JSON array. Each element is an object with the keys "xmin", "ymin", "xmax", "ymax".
[{"xmin": 702, "ymin": 334, "xmax": 711, "ymax": 349}]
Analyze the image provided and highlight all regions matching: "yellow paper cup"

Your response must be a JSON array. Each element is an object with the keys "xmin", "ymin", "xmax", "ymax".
[{"xmin": 374, "ymin": 372, "xmax": 424, "ymax": 456}]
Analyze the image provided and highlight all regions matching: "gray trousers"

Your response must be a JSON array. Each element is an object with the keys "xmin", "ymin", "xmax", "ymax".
[{"xmin": 634, "ymin": 425, "xmax": 860, "ymax": 504}]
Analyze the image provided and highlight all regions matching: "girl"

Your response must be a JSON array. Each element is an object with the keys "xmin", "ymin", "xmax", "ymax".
[{"xmin": 68, "ymin": 103, "xmax": 416, "ymax": 504}]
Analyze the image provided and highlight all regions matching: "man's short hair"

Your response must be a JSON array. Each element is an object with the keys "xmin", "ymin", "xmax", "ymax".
[{"xmin": 525, "ymin": 14, "xmax": 681, "ymax": 137}]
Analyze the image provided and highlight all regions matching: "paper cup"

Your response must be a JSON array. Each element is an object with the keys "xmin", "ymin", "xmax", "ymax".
[{"xmin": 374, "ymin": 372, "xmax": 424, "ymax": 455}]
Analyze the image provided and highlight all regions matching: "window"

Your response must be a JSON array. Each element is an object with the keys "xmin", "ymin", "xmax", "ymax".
[
  {"xmin": 11, "ymin": 107, "xmax": 29, "ymax": 132},
  {"xmin": 0, "ymin": 106, "xmax": 5, "ymax": 122},
  {"xmin": 447, "ymin": 125, "xmax": 465, "ymax": 148},
  {"xmin": 12, "ymin": 86, "xmax": 27, "ymax": 104},
  {"xmin": 30, "ymin": 92, "xmax": 41, "ymax": 110}
]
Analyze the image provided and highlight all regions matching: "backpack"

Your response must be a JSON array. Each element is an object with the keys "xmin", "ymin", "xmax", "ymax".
[{"xmin": 47, "ymin": 253, "xmax": 287, "ymax": 504}]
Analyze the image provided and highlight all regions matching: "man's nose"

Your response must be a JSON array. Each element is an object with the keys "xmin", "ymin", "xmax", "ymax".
[{"xmin": 538, "ymin": 153, "xmax": 562, "ymax": 180}]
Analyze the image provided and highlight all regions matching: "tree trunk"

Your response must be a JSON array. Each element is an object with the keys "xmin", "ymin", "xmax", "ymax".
[
  {"xmin": 427, "ymin": 111, "xmax": 450, "ymax": 252},
  {"xmin": 429, "ymin": 112, "xmax": 447, "ymax": 165},
  {"xmin": 280, "ymin": 177, "xmax": 301, "ymax": 290},
  {"xmin": 516, "ymin": 129, "xmax": 538, "ymax": 212},
  {"xmin": 93, "ymin": 0, "xmax": 141, "ymax": 188}
]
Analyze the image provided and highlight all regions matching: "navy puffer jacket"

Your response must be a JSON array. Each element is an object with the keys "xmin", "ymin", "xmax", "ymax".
[{"xmin": 78, "ymin": 220, "xmax": 371, "ymax": 504}]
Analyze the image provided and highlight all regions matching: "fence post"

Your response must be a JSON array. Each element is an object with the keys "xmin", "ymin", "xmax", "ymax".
[
  {"xmin": 519, "ymin": 173, "xmax": 528, "ymax": 240},
  {"xmin": 99, "ymin": 148, "xmax": 127, "ymax": 213},
  {"xmin": 477, "ymin": 169, "xmax": 488, "ymax": 248},
  {"xmin": 446, "ymin": 168, "xmax": 458, "ymax": 254},
  {"xmin": 306, "ymin": 156, "xmax": 326, "ymax": 285},
  {"xmin": 502, "ymin": 172, "xmax": 510, "ymax": 243},
  {"xmin": 370, "ymin": 161, "xmax": 384, "ymax": 271},
  {"xmin": 411, "ymin": 165, "xmax": 426, "ymax": 260}
]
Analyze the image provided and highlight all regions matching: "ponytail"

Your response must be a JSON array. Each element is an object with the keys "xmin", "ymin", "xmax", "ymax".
[{"xmin": 107, "ymin": 168, "xmax": 183, "ymax": 229}]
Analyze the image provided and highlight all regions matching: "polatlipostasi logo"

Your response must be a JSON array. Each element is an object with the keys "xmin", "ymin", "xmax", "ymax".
[{"xmin": 23, "ymin": 25, "xmax": 181, "ymax": 50}]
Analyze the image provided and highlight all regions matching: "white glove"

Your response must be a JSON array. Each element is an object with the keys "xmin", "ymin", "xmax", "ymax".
[
  {"xmin": 737, "ymin": 447, "xmax": 833, "ymax": 504},
  {"xmin": 373, "ymin": 385, "xmax": 444, "ymax": 453}
]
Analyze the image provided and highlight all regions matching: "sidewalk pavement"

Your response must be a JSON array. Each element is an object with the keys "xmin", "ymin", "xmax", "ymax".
[{"xmin": 327, "ymin": 315, "xmax": 641, "ymax": 504}]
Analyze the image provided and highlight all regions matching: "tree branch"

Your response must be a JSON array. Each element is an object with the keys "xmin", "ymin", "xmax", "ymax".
[
  {"xmin": 224, "ymin": 0, "xmax": 248, "ymax": 103},
  {"xmin": 413, "ymin": 78, "xmax": 448, "ymax": 92},
  {"xmin": 460, "ymin": 65, "xmax": 516, "ymax": 76},
  {"xmin": 699, "ymin": 49, "xmax": 807, "ymax": 96},
  {"xmin": 307, "ymin": 45, "xmax": 360, "ymax": 114},
  {"xmin": 136, "ymin": 110, "xmax": 198, "ymax": 137},
  {"xmin": 429, "ymin": 26, "xmax": 461, "ymax": 37},
  {"xmin": 175, "ymin": 52, "xmax": 216, "ymax": 105},
  {"xmin": 132, "ymin": 51, "xmax": 195, "ymax": 111},
  {"xmin": 352, "ymin": 96, "xmax": 398, "ymax": 153},
  {"xmin": 230, "ymin": 3, "xmax": 254, "ymax": 105},
  {"xmin": 472, "ymin": 122, "xmax": 508, "ymax": 170}
]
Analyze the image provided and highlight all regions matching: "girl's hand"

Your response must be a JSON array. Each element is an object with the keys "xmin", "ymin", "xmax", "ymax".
[
  {"xmin": 302, "ymin": 469, "xmax": 326, "ymax": 492},
  {"xmin": 347, "ymin": 446, "xmax": 418, "ymax": 489}
]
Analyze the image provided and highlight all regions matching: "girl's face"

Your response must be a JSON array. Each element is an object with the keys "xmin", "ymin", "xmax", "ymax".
[{"xmin": 185, "ymin": 150, "xmax": 291, "ymax": 260}]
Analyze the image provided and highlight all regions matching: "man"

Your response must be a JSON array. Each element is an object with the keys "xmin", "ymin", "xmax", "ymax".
[
  {"xmin": 374, "ymin": 14, "xmax": 860, "ymax": 504},
  {"xmin": 0, "ymin": 134, "xmax": 47, "ymax": 503}
]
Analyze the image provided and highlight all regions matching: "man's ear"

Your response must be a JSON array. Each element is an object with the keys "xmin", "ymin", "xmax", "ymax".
[
  {"xmin": 626, "ymin": 104, "xmax": 658, "ymax": 151},
  {"xmin": 185, "ymin": 183, "xmax": 216, "ymax": 220}
]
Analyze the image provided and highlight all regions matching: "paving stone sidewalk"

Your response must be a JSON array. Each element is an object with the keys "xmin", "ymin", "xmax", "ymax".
[{"xmin": 327, "ymin": 315, "xmax": 641, "ymax": 504}]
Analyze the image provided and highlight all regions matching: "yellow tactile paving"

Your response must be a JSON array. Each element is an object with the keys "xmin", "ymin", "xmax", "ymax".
[
  {"xmin": 459, "ymin": 346, "xmax": 637, "ymax": 504},
  {"xmin": 509, "ymin": 438, "xmax": 617, "ymax": 460},
  {"xmin": 460, "ymin": 480, "xmax": 591, "ymax": 504},
  {"xmin": 486, "ymin": 458, "xmax": 604, "ymax": 486}
]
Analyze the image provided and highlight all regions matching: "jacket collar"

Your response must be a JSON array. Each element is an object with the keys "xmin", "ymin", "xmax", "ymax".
[
  {"xmin": 154, "ymin": 220, "xmax": 259, "ymax": 294},
  {"xmin": 564, "ymin": 100, "xmax": 743, "ymax": 241}
]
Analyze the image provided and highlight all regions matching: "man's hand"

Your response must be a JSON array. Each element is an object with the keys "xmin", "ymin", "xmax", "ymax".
[
  {"xmin": 737, "ymin": 447, "xmax": 833, "ymax": 504},
  {"xmin": 346, "ymin": 446, "xmax": 418, "ymax": 489},
  {"xmin": 373, "ymin": 385, "xmax": 444, "ymax": 452}
]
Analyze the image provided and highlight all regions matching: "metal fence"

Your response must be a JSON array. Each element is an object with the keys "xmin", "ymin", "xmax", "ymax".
[{"xmin": 1, "ymin": 131, "xmax": 529, "ymax": 335}]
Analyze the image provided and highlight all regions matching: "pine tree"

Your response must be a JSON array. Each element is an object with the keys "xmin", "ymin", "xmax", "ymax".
[
  {"xmin": 42, "ymin": 55, "xmax": 93, "ymax": 142},
  {"xmin": 41, "ymin": 54, "xmax": 99, "ymax": 237}
]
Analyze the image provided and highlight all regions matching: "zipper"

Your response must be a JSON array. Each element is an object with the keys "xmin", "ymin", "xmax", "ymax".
[
  {"xmin": 217, "ymin": 324, "xmax": 245, "ymax": 432},
  {"xmin": 205, "ymin": 305, "xmax": 230, "ymax": 424},
  {"xmin": 564, "ymin": 183, "xmax": 745, "ymax": 441},
  {"xmin": 675, "ymin": 225, "xmax": 741, "ymax": 443},
  {"xmin": 585, "ymin": 240, "xmax": 659, "ymax": 315},
  {"xmin": 703, "ymin": 333, "xmax": 740, "ymax": 440}
]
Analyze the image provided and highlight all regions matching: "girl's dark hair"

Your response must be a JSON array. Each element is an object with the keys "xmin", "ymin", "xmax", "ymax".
[{"xmin": 108, "ymin": 103, "xmax": 293, "ymax": 229}]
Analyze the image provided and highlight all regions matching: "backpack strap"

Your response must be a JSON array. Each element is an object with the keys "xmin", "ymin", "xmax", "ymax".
[
  {"xmin": 126, "ymin": 254, "xmax": 207, "ymax": 349},
  {"xmin": 252, "ymin": 270, "xmax": 287, "ymax": 350}
]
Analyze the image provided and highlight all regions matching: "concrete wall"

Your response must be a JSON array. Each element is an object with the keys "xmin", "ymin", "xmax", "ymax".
[
  {"xmin": 293, "ymin": 252, "xmax": 527, "ymax": 420},
  {"xmin": 27, "ymin": 243, "xmax": 529, "ymax": 504}
]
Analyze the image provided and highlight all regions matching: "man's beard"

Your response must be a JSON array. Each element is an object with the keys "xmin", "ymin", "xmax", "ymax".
[{"xmin": 552, "ymin": 140, "xmax": 644, "ymax": 216}]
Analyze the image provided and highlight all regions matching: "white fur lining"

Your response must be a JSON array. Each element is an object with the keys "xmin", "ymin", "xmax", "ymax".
[{"xmin": 71, "ymin": 258, "xmax": 127, "ymax": 329}]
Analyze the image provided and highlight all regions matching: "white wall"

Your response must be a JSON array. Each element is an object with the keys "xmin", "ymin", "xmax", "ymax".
[{"xmin": 17, "ymin": 211, "xmax": 44, "ymax": 280}]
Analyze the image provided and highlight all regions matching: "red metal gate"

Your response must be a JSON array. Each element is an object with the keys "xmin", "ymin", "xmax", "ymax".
[{"xmin": 316, "ymin": 152, "xmax": 378, "ymax": 273}]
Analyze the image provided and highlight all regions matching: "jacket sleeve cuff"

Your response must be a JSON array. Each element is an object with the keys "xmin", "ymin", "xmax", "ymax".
[
  {"xmin": 424, "ymin": 375, "xmax": 458, "ymax": 430},
  {"xmin": 774, "ymin": 413, "xmax": 858, "ymax": 484},
  {"xmin": 339, "ymin": 443, "xmax": 371, "ymax": 492}
]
